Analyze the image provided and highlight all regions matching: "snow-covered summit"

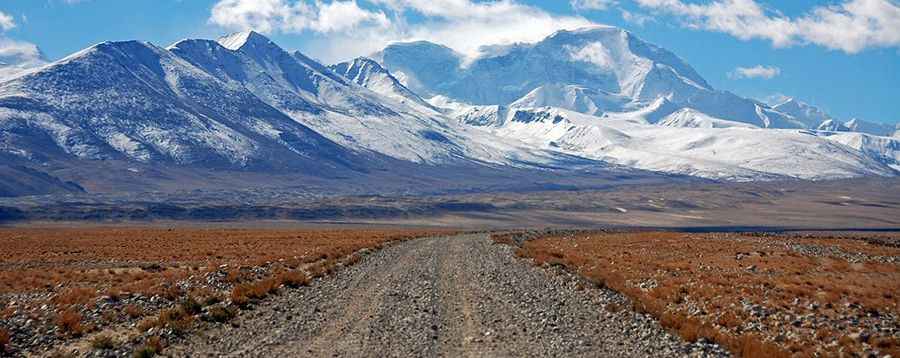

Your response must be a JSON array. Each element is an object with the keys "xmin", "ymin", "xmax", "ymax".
[
  {"xmin": 772, "ymin": 97, "xmax": 832, "ymax": 129},
  {"xmin": 377, "ymin": 26, "xmax": 798, "ymax": 129},
  {"xmin": 329, "ymin": 57, "xmax": 437, "ymax": 112},
  {"xmin": 217, "ymin": 30, "xmax": 270, "ymax": 51}
]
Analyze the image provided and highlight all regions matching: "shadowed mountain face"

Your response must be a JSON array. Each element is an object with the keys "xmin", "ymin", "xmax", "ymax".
[{"xmin": 0, "ymin": 165, "xmax": 83, "ymax": 197}]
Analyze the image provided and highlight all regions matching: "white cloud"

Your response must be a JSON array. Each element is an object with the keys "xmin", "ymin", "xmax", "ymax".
[
  {"xmin": 0, "ymin": 37, "xmax": 48, "ymax": 80},
  {"xmin": 209, "ymin": 0, "xmax": 390, "ymax": 34},
  {"xmin": 634, "ymin": 0, "xmax": 900, "ymax": 54},
  {"xmin": 209, "ymin": 0, "xmax": 593, "ymax": 63},
  {"xmin": 0, "ymin": 11, "xmax": 16, "ymax": 31},
  {"xmin": 570, "ymin": 0, "xmax": 618, "ymax": 11},
  {"xmin": 621, "ymin": 9, "xmax": 653, "ymax": 26},
  {"xmin": 728, "ymin": 65, "xmax": 780, "ymax": 79},
  {"xmin": 568, "ymin": 42, "xmax": 614, "ymax": 69},
  {"xmin": 0, "ymin": 10, "xmax": 47, "ymax": 80}
]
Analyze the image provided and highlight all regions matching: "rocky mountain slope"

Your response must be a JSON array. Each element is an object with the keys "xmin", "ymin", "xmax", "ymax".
[{"xmin": 0, "ymin": 28, "xmax": 898, "ymax": 196}]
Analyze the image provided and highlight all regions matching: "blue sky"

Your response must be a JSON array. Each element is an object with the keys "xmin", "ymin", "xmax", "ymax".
[{"xmin": 0, "ymin": 0, "xmax": 897, "ymax": 124}]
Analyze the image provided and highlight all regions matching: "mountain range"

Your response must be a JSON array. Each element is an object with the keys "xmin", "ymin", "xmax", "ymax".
[{"xmin": 1, "ymin": 26, "xmax": 898, "ymax": 196}]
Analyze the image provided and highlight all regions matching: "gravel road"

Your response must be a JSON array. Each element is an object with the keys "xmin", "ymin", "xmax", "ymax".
[{"xmin": 168, "ymin": 234, "xmax": 728, "ymax": 357}]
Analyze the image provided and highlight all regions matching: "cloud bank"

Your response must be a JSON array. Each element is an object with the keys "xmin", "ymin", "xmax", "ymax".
[
  {"xmin": 209, "ymin": 0, "xmax": 592, "ymax": 62},
  {"xmin": 633, "ymin": 0, "xmax": 900, "ymax": 54}
]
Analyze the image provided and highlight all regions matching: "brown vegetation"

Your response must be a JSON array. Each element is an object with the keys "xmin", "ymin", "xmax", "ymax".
[
  {"xmin": 55, "ymin": 309, "xmax": 84, "ymax": 337},
  {"xmin": 0, "ymin": 227, "xmax": 451, "ymax": 295},
  {"xmin": 90, "ymin": 334, "xmax": 116, "ymax": 350},
  {"xmin": 0, "ymin": 328, "xmax": 10, "ymax": 353},
  {"xmin": 0, "ymin": 227, "xmax": 451, "ymax": 354},
  {"xmin": 507, "ymin": 231, "xmax": 900, "ymax": 357},
  {"xmin": 133, "ymin": 336, "xmax": 163, "ymax": 358}
]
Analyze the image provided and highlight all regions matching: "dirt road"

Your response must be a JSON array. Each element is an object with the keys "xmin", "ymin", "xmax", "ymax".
[{"xmin": 169, "ymin": 234, "xmax": 727, "ymax": 357}]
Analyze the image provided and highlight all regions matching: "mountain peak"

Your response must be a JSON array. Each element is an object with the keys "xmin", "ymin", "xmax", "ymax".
[
  {"xmin": 217, "ymin": 30, "xmax": 271, "ymax": 51},
  {"xmin": 548, "ymin": 25, "xmax": 624, "ymax": 39}
]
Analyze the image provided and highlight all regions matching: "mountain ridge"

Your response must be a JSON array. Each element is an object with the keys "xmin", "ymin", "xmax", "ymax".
[{"xmin": 0, "ymin": 28, "xmax": 898, "ymax": 197}]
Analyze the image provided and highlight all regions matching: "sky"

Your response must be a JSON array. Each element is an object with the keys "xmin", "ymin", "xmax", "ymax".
[{"xmin": 0, "ymin": 0, "xmax": 897, "ymax": 124}]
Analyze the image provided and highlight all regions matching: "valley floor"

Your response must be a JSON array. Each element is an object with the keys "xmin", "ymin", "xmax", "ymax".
[
  {"xmin": 167, "ymin": 234, "xmax": 725, "ymax": 357},
  {"xmin": 1, "ymin": 228, "xmax": 897, "ymax": 357}
]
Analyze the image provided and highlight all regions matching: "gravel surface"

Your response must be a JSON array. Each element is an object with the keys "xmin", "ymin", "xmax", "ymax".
[{"xmin": 168, "ymin": 234, "xmax": 728, "ymax": 357}]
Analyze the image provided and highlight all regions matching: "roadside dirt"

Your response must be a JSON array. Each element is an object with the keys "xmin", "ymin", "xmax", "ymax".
[{"xmin": 168, "ymin": 234, "xmax": 727, "ymax": 357}]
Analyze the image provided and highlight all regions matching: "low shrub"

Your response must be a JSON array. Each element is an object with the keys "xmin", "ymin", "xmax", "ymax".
[
  {"xmin": 278, "ymin": 271, "xmax": 310, "ymax": 288},
  {"xmin": 180, "ymin": 297, "xmax": 202, "ymax": 315},
  {"xmin": 53, "ymin": 287, "xmax": 97, "ymax": 307},
  {"xmin": 124, "ymin": 304, "xmax": 144, "ymax": 319},
  {"xmin": 90, "ymin": 334, "xmax": 116, "ymax": 350},
  {"xmin": 133, "ymin": 336, "xmax": 163, "ymax": 358},
  {"xmin": 0, "ymin": 328, "xmax": 10, "ymax": 352},
  {"xmin": 205, "ymin": 305, "xmax": 237, "ymax": 323},
  {"xmin": 56, "ymin": 309, "xmax": 84, "ymax": 337},
  {"xmin": 230, "ymin": 285, "xmax": 250, "ymax": 307}
]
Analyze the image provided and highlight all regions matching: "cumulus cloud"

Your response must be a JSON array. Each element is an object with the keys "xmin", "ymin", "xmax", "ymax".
[
  {"xmin": 0, "ymin": 37, "xmax": 48, "ymax": 80},
  {"xmin": 633, "ymin": 0, "xmax": 900, "ymax": 54},
  {"xmin": 621, "ymin": 9, "xmax": 653, "ymax": 26},
  {"xmin": 0, "ymin": 10, "xmax": 48, "ymax": 80},
  {"xmin": 728, "ymin": 65, "xmax": 780, "ymax": 79},
  {"xmin": 210, "ymin": 0, "xmax": 390, "ymax": 34},
  {"xmin": 0, "ymin": 11, "xmax": 16, "ymax": 31},
  {"xmin": 209, "ymin": 0, "xmax": 593, "ymax": 62},
  {"xmin": 570, "ymin": 0, "xmax": 618, "ymax": 11}
]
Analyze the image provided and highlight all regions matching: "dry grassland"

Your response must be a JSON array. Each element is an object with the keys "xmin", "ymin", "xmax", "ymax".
[
  {"xmin": 0, "ymin": 227, "xmax": 452, "ymax": 355},
  {"xmin": 506, "ymin": 231, "xmax": 900, "ymax": 357}
]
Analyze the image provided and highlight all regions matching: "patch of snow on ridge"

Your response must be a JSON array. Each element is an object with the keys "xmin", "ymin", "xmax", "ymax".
[
  {"xmin": 659, "ymin": 108, "xmax": 758, "ymax": 129},
  {"xmin": 217, "ymin": 31, "xmax": 254, "ymax": 51}
]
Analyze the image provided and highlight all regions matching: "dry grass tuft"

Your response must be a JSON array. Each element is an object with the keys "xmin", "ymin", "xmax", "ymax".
[
  {"xmin": 56, "ymin": 309, "xmax": 84, "ymax": 337},
  {"xmin": 124, "ymin": 304, "xmax": 144, "ymax": 319},
  {"xmin": 0, "ymin": 328, "xmax": 10, "ymax": 352},
  {"xmin": 133, "ymin": 336, "xmax": 164, "ymax": 358},
  {"xmin": 205, "ymin": 305, "xmax": 238, "ymax": 323},
  {"xmin": 278, "ymin": 270, "xmax": 310, "ymax": 288},
  {"xmin": 157, "ymin": 307, "xmax": 194, "ymax": 335},
  {"xmin": 90, "ymin": 334, "xmax": 116, "ymax": 350},
  {"xmin": 53, "ymin": 287, "xmax": 97, "ymax": 307}
]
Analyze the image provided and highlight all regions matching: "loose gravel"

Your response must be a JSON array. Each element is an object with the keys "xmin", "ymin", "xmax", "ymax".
[{"xmin": 168, "ymin": 234, "xmax": 728, "ymax": 357}]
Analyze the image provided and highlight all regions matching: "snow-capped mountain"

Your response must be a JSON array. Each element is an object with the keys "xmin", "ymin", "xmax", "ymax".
[
  {"xmin": 378, "ymin": 26, "xmax": 801, "ymax": 129},
  {"xmin": 657, "ymin": 108, "xmax": 758, "ymax": 129},
  {"xmin": 844, "ymin": 118, "xmax": 898, "ymax": 137},
  {"xmin": 168, "ymin": 31, "xmax": 484, "ymax": 164},
  {"xmin": 0, "ymin": 39, "xmax": 361, "ymax": 171},
  {"xmin": 771, "ymin": 97, "xmax": 899, "ymax": 138},
  {"xmin": 0, "ymin": 27, "xmax": 898, "ymax": 196},
  {"xmin": 329, "ymin": 57, "xmax": 438, "ymax": 113},
  {"xmin": 772, "ymin": 97, "xmax": 832, "ymax": 129},
  {"xmin": 817, "ymin": 119, "xmax": 851, "ymax": 132},
  {"xmin": 442, "ymin": 105, "xmax": 899, "ymax": 180}
]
